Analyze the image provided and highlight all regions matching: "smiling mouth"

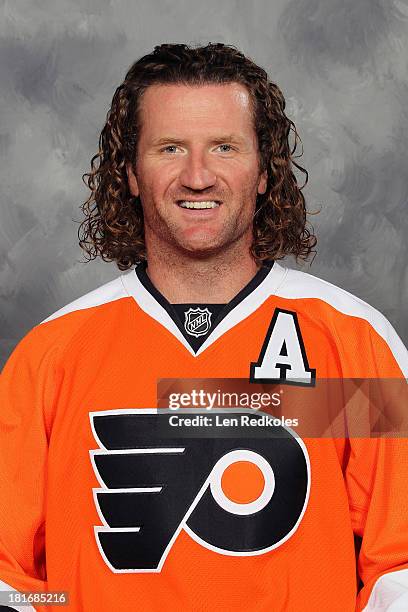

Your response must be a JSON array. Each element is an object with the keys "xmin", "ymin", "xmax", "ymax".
[{"xmin": 177, "ymin": 200, "xmax": 221, "ymax": 209}]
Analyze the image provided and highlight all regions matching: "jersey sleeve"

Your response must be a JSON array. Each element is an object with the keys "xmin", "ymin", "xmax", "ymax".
[
  {"xmin": 344, "ymin": 318, "xmax": 408, "ymax": 611},
  {"xmin": 0, "ymin": 327, "xmax": 56, "ymax": 612}
]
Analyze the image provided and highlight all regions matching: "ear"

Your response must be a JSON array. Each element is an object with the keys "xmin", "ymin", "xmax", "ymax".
[
  {"xmin": 257, "ymin": 170, "xmax": 268, "ymax": 195},
  {"xmin": 126, "ymin": 162, "xmax": 140, "ymax": 197}
]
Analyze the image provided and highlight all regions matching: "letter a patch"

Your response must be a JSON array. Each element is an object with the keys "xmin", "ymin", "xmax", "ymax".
[{"xmin": 250, "ymin": 308, "xmax": 316, "ymax": 386}]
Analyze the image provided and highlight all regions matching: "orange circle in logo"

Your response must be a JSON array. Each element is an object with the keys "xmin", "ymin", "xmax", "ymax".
[{"xmin": 221, "ymin": 460, "xmax": 265, "ymax": 504}]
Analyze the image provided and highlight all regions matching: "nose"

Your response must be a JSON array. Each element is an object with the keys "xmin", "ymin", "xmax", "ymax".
[{"xmin": 178, "ymin": 150, "xmax": 217, "ymax": 191}]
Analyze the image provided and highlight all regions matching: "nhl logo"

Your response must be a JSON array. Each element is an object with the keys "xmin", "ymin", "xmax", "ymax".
[{"xmin": 184, "ymin": 307, "xmax": 212, "ymax": 337}]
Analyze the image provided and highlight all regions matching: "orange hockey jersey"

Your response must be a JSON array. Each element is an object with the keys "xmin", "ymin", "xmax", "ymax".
[{"xmin": 1, "ymin": 262, "xmax": 408, "ymax": 611}]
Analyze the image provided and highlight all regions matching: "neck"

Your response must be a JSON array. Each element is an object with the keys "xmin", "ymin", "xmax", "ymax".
[{"xmin": 144, "ymin": 239, "xmax": 260, "ymax": 304}]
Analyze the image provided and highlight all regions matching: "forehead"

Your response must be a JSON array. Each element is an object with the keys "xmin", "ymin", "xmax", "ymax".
[{"xmin": 138, "ymin": 82, "xmax": 255, "ymax": 138}]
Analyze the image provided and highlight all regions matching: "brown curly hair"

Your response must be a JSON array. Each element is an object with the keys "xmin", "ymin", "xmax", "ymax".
[{"xmin": 79, "ymin": 42, "xmax": 316, "ymax": 270}]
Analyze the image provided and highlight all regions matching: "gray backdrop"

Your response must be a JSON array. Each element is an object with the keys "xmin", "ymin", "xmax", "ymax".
[{"xmin": 1, "ymin": 0, "xmax": 408, "ymax": 368}]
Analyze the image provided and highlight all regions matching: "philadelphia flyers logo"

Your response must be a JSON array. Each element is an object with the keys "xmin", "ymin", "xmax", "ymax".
[{"xmin": 89, "ymin": 409, "xmax": 310, "ymax": 573}]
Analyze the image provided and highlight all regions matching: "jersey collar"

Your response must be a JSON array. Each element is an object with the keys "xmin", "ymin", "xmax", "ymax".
[{"xmin": 120, "ymin": 261, "xmax": 288, "ymax": 357}]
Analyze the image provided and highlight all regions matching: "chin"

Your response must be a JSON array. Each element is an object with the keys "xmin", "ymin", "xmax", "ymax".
[{"xmin": 177, "ymin": 242, "xmax": 224, "ymax": 258}]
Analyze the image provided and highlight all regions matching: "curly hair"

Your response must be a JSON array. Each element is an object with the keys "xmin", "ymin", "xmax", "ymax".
[{"xmin": 79, "ymin": 42, "xmax": 316, "ymax": 270}]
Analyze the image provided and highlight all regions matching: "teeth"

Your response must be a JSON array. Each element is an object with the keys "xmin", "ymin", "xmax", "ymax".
[{"xmin": 179, "ymin": 201, "xmax": 220, "ymax": 209}]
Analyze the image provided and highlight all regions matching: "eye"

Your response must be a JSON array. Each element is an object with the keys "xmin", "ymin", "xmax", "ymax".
[
  {"xmin": 161, "ymin": 145, "xmax": 179, "ymax": 154},
  {"xmin": 217, "ymin": 144, "xmax": 234, "ymax": 153}
]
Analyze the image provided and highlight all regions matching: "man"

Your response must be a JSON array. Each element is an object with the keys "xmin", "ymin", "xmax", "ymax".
[{"xmin": 0, "ymin": 43, "xmax": 407, "ymax": 611}]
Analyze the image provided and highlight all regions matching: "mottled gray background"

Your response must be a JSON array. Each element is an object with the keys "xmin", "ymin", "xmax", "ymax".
[{"xmin": 1, "ymin": 0, "xmax": 408, "ymax": 367}]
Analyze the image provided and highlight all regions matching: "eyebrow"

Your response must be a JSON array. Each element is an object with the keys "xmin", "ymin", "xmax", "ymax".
[
  {"xmin": 152, "ymin": 137, "xmax": 185, "ymax": 147},
  {"xmin": 151, "ymin": 135, "xmax": 246, "ymax": 146}
]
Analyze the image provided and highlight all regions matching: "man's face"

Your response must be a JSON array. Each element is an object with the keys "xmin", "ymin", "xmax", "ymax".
[{"xmin": 126, "ymin": 82, "xmax": 267, "ymax": 258}]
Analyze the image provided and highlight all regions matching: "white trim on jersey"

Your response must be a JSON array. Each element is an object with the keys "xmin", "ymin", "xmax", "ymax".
[
  {"xmin": 120, "ymin": 269, "xmax": 197, "ymax": 355},
  {"xmin": 40, "ymin": 276, "xmax": 128, "ymax": 324},
  {"xmin": 0, "ymin": 579, "xmax": 36, "ymax": 611},
  {"xmin": 122, "ymin": 263, "xmax": 408, "ymax": 370},
  {"xmin": 277, "ymin": 268, "xmax": 408, "ymax": 378},
  {"xmin": 38, "ymin": 263, "xmax": 408, "ymax": 375},
  {"xmin": 362, "ymin": 568, "xmax": 408, "ymax": 611},
  {"xmin": 120, "ymin": 263, "xmax": 288, "ymax": 357}
]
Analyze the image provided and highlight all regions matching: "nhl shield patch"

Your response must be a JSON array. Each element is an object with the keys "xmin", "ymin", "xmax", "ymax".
[{"xmin": 184, "ymin": 307, "xmax": 212, "ymax": 337}]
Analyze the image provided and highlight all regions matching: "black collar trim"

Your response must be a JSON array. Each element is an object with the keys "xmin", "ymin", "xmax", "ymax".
[{"xmin": 135, "ymin": 261, "xmax": 274, "ymax": 352}]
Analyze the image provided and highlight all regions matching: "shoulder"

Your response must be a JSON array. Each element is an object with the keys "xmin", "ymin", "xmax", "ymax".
[
  {"xmin": 4, "ymin": 271, "xmax": 134, "ymax": 371},
  {"xmin": 271, "ymin": 263, "xmax": 408, "ymax": 376},
  {"xmin": 273, "ymin": 264, "xmax": 386, "ymax": 327},
  {"xmin": 40, "ymin": 271, "xmax": 131, "ymax": 325}
]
